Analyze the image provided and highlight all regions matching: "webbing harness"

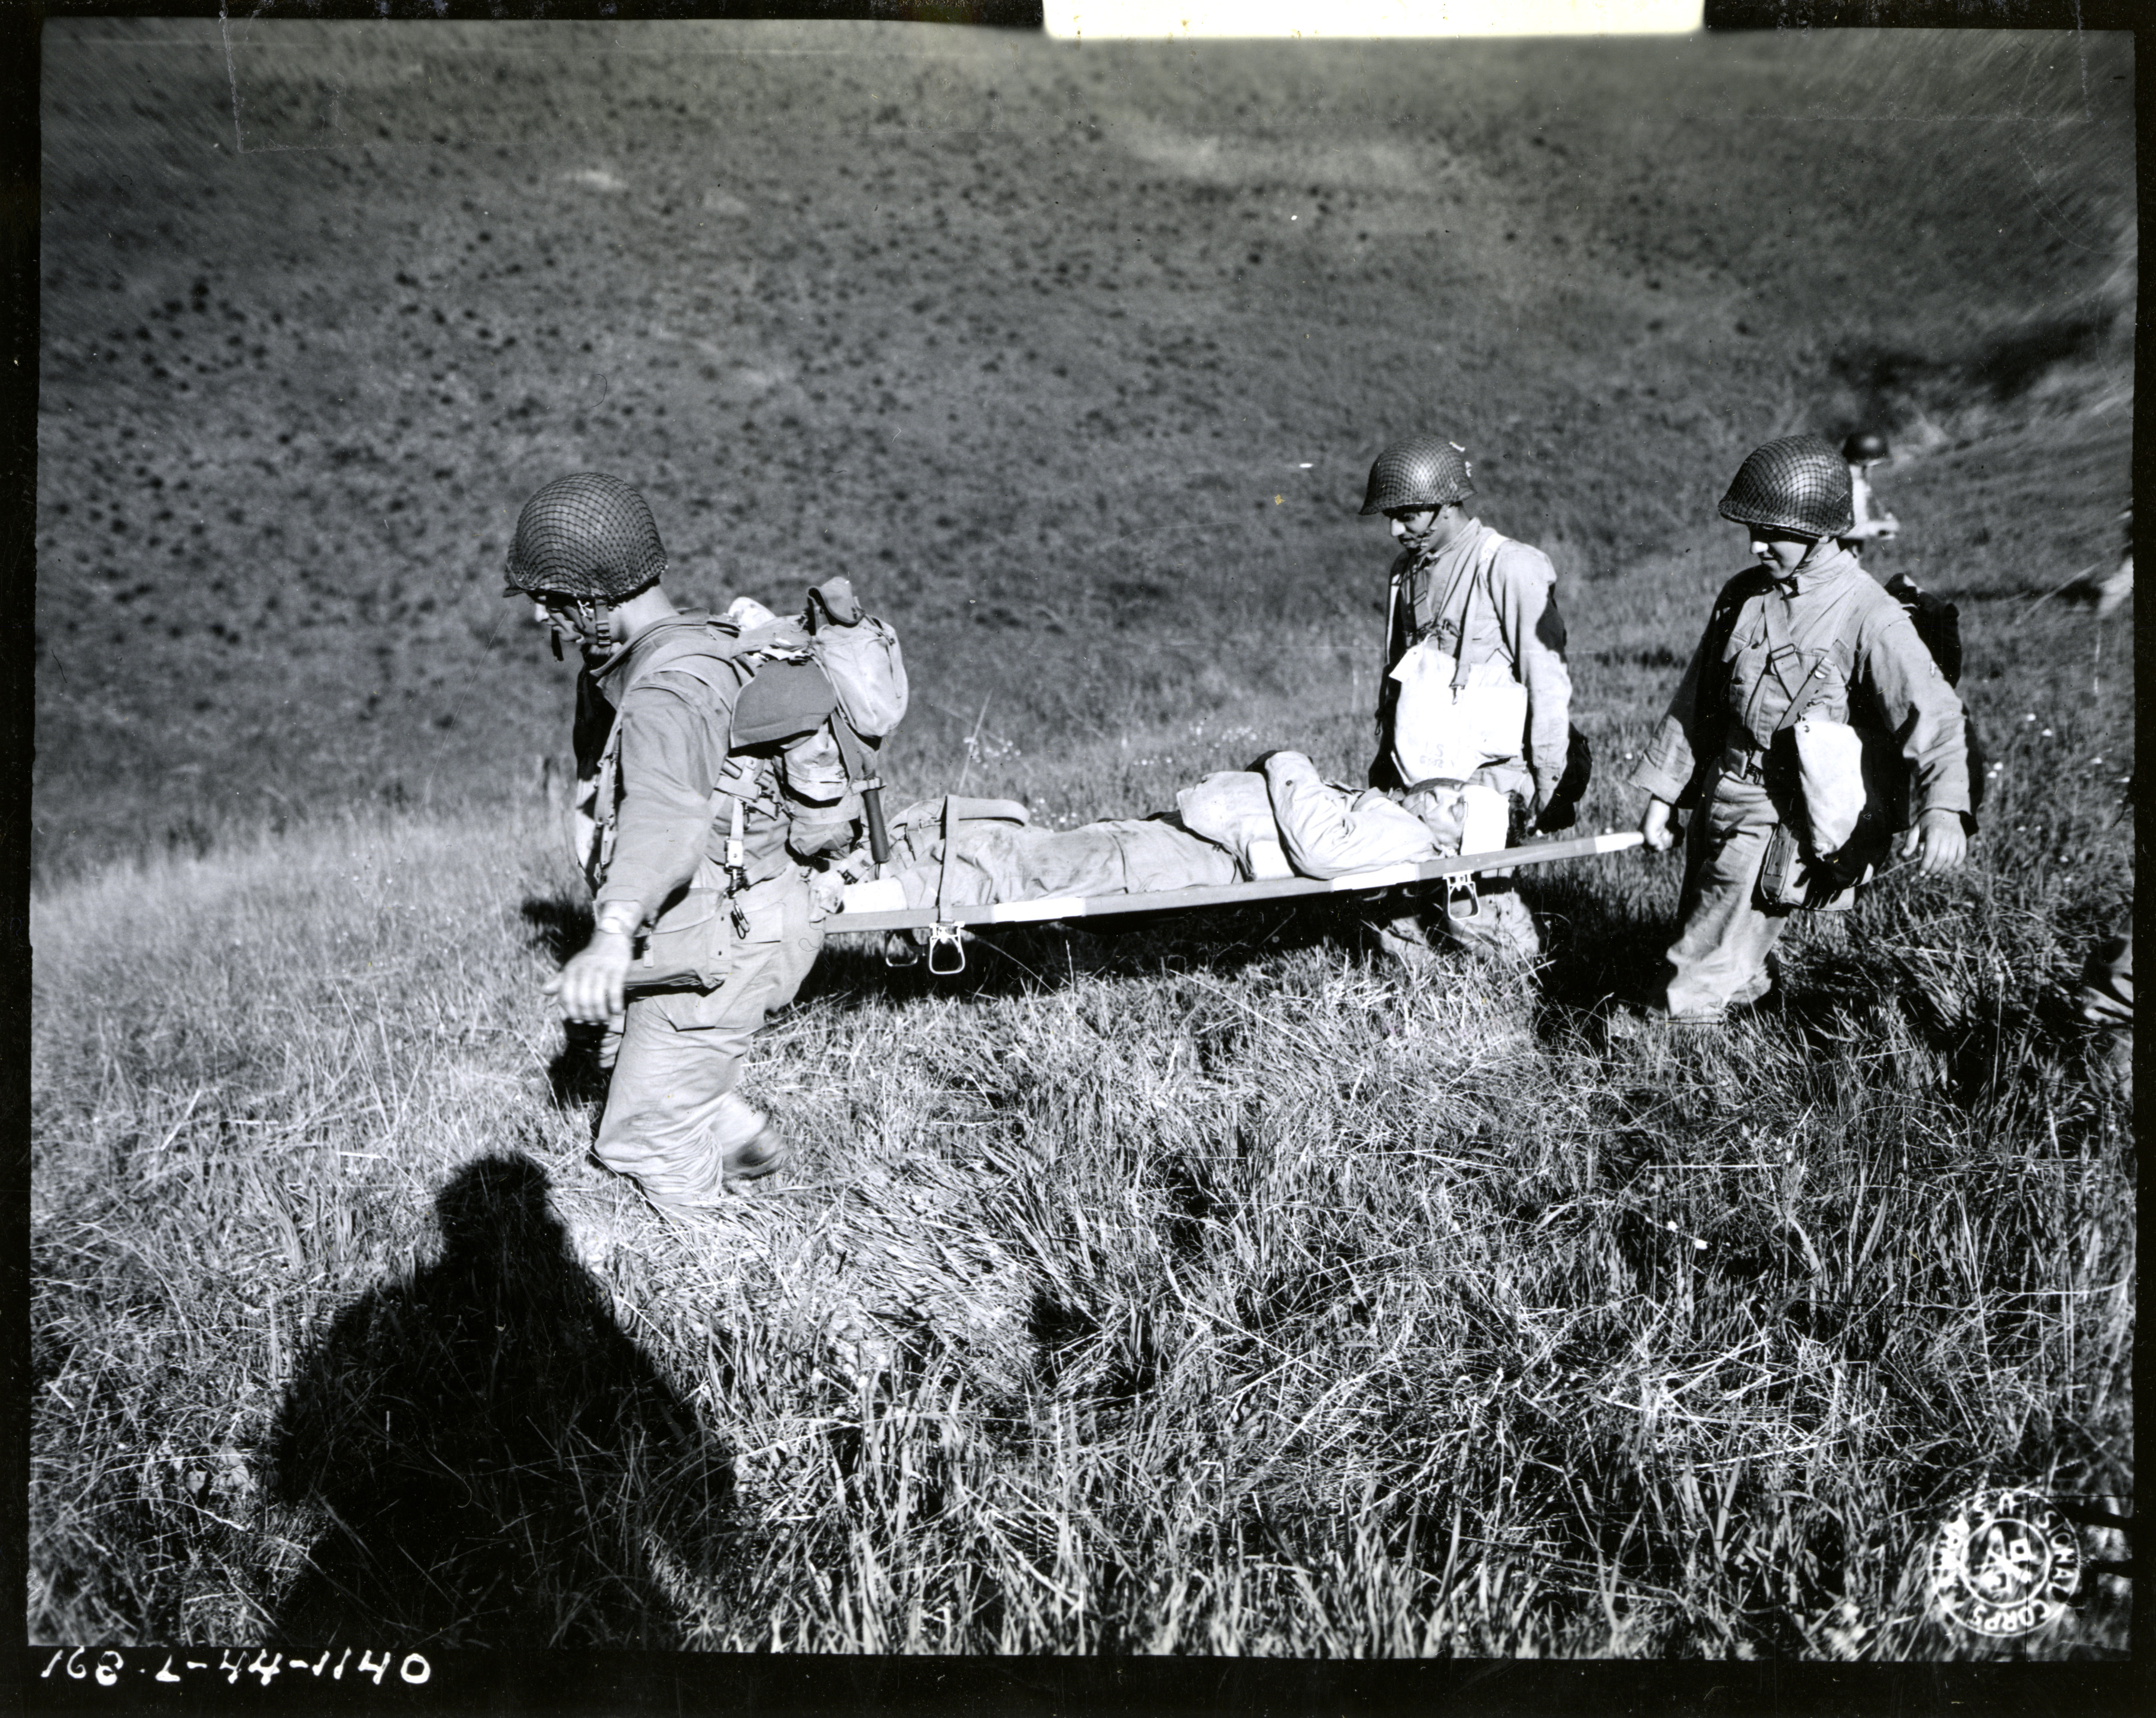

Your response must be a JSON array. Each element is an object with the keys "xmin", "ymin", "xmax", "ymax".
[
  {"xmin": 724, "ymin": 790, "xmax": 752, "ymax": 938},
  {"xmin": 1395, "ymin": 525, "xmax": 1512, "ymax": 694},
  {"xmin": 1702, "ymin": 571, "xmax": 1857, "ymax": 775}
]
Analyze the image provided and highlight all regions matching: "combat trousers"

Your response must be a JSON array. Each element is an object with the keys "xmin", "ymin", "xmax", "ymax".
[
  {"xmin": 1661, "ymin": 773, "xmax": 1788, "ymax": 1021},
  {"xmin": 594, "ymin": 875, "xmax": 824, "ymax": 1206}
]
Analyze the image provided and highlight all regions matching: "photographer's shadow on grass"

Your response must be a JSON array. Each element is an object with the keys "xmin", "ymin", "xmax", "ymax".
[{"xmin": 266, "ymin": 1153, "xmax": 730, "ymax": 1647}]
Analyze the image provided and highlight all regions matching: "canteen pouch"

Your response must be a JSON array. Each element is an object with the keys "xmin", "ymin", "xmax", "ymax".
[
  {"xmin": 1388, "ymin": 643, "xmax": 1528, "ymax": 785},
  {"xmin": 1754, "ymin": 821, "xmax": 1859, "ymax": 912},
  {"xmin": 808, "ymin": 580, "xmax": 910, "ymax": 740}
]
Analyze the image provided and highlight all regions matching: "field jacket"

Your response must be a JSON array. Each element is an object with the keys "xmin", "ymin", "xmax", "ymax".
[
  {"xmin": 1628, "ymin": 546, "xmax": 1970, "ymax": 820},
  {"xmin": 1379, "ymin": 519, "xmax": 1572, "ymax": 796},
  {"xmin": 571, "ymin": 613, "xmax": 801, "ymax": 933}
]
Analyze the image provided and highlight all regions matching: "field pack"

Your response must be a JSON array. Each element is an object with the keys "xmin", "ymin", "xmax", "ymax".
[{"xmin": 806, "ymin": 577, "xmax": 909, "ymax": 741}]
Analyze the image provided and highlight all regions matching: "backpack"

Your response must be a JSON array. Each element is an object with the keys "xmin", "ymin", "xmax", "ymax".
[
  {"xmin": 1882, "ymin": 573, "xmax": 1987, "ymax": 815},
  {"xmin": 806, "ymin": 577, "xmax": 909, "ymax": 741}
]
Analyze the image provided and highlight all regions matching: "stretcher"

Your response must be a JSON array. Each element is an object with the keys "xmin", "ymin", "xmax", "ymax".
[{"xmin": 832, "ymin": 829, "xmax": 1646, "ymax": 974}]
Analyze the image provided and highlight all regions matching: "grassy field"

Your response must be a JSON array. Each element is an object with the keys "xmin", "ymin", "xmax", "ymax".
[
  {"xmin": 34, "ymin": 21, "xmax": 2133, "ymax": 868},
  {"xmin": 31, "ymin": 19, "xmax": 2135, "ymax": 1665}
]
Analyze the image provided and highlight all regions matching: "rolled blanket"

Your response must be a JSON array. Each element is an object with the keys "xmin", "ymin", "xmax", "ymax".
[{"xmin": 885, "ymin": 812, "xmax": 1237, "ymax": 910}]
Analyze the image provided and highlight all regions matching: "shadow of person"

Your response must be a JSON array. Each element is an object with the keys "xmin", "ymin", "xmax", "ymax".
[{"xmin": 267, "ymin": 1153, "xmax": 729, "ymax": 1647}]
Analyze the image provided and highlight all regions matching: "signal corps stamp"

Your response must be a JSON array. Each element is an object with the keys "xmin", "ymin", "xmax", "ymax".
[{"xmin": 1927, "ymin": 1488, "xmax": 2081, "ymax": 1637}]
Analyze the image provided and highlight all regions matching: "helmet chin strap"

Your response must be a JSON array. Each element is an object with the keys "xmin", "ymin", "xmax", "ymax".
[
  {"xmin": 577, "ymin": 597, "xmax": 616, "ymax": 652},
  {"xmin": 1399, "ymin": 505, "xmax": 1461, "ymax": 559},
  {"xmin": 1796, "ymin": 534, "xmax": 1837, "ymax": 574}
]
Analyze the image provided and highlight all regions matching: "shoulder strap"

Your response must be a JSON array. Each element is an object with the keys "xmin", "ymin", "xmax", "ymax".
[
  {"xmin": 1455, "ymin": 530, "xmax": 1515, "ymax": 691},
  {"xmin": 1701, "ymin": 571, "xmax": 1774, "ymax": 719},
  {"xmin": 1772, "ymin": 644, "xmax": 1849, "ymax": 735}
]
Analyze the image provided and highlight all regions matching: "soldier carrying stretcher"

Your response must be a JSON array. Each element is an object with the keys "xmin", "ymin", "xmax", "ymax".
[
  {"xmin": 1624, "ymin": 436, "xmax": 1972, "ymax": 1029},
  {"xmin": 1359, "ymin": 434, "xmax": 1581, "ymax": 966},
  {"xmin": 505, "ymin": 473, "xmax": 851, "ymax": 1211}
]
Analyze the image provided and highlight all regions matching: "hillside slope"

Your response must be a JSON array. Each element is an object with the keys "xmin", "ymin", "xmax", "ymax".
[{"xmin": 34, "ymin": 22, "xmax": 2134, "ymax": 870}]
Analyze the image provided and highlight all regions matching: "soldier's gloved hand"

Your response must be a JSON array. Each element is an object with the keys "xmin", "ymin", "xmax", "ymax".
[
  {"xmin": 1640, "ymin": 797, "xmax": 1678, "ymax": 853},
  {"xmin": 1900, "ymin": 806, "xmax": 1967, "ymax": 876},
  {"xmin": 545, "ymin": 929, "xmax": 633, "ymax": 1024},
  {"xmin": 1530, "ymin": 782, "xmax": 1576, "ymax": 833}
]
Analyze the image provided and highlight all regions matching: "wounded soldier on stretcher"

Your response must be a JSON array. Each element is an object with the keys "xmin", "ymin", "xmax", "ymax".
[{"xmin": 845, "ymin": 750, "xmax": 1548, "ymax": 913}]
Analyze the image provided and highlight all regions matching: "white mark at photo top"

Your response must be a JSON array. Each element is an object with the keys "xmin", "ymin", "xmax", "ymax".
[{"xmin": 28, "ymin": 11, "xmax": 2134, "ymax": 1671}]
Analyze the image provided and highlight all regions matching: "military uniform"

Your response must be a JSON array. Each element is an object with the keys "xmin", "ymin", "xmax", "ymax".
[
  {"xmin": 574, "ymin": 614, "xmax": 827, "ymax": 1206},
  {"xmin": 1628, "ymin": 543, "xmax": 1970, "ymax": 1020},
  {"xmin": 1377, "ymin": 520, "xmax": 1572, "ymax": 961}
]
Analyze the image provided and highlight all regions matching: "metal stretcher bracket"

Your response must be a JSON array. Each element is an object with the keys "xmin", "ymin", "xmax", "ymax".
[{"xmin": 926, "ymin": 922, "xmax": 967, "ymax": 975}]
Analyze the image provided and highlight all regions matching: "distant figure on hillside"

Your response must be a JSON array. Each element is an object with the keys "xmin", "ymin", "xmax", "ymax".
[
  {"xmin": 504, "ymin": 473, "xmax": 839, "ymax": 1211},
  {"xmin": 1625, "ymin": 435, "xmax": 1971, "ymax": 1028},
  {"xmin": 1837, "ymin": 431, "xmax": 1899, "ymax": 556},
  {"xmin": 1359, "ymin": 434, "xmax": 1583, "ymax": 965}
]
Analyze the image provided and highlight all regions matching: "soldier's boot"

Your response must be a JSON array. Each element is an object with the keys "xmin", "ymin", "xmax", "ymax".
[
  {"xmin": 1370, "ymin": 909, "xmax": 1444, "ymax": 975},
  {"xmin": 1435, "ymin": 885, "xmax": 1541, "ymax": 965},
  {"xmin": 722, "ymin": 1118, "xmax": 791, "ymax": 1184},
  {"xmin": 633, "ymin": 1097, "xmax": 789, "ymax": 1213}
]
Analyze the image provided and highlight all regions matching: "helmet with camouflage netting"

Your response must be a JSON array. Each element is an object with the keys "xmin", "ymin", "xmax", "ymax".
[
  {"xmin": 1842, "ymin": 430, "xmax": 1890, "ymax": 464},
  {"xmin": 1361, "ymin": 435, "xmax": 1476, "ymax": 516},
  {"xmin": 1718, "ymin": 436, "xmax": 1854, "ymax": 539},
  {"xmin": 503, "ymin": 472, "xmax": 668, "ymax": 601}
]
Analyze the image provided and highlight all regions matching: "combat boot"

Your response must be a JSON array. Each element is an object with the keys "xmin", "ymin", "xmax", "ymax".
[{"xmin": 723, "ymin": 1119, "xmax": 791, "ymax": 1184}]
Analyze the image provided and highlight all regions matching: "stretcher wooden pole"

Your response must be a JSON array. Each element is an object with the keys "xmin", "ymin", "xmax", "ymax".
[{"xmin": 832, "ymin": 830, "xmax": 1645, "ymax": 934}]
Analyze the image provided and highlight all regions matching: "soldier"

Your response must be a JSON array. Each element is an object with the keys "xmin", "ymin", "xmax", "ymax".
[
  {"xmin": 1360, "ymin": 434, "xmax": 1575, "ymax": 963},
  {"xmin": 1627, "ymin": 436, "xmax": 1971, "ymax": 1026},
  {"xmin": 504, "ymin": 473, "xmax": 829, "ymax": 1211},
  {"xmin": 1838, "ymin": 430, "xmax": 1899, "ymax": 555}
]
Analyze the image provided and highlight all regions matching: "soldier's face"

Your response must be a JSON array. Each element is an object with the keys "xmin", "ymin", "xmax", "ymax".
[
  {"xmin": 1748, "ymin": 528, "xmax": 1818, "ymax": 574},
  {"xmin": 534, "ymin": 596, "xmax": 602, "ymax": 651},
  {"xmin": 1386, "ymin": 508, "xmax": 1440, "ymax": 543}
]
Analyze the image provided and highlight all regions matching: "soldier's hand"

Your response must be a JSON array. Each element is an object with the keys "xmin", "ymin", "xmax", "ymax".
[
  {"xmin": 1640, "ymin": 797, "xmax": 1678, "ymax": 853},
  {"xmin": 1901, "ymin": 807, "xmax": 1967, "ymax": 876},
  {"xmin": 545, "ymin": 930, "xmax": 633, "ymax": 1024}
]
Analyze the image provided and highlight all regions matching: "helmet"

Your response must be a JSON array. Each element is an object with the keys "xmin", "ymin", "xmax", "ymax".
[
  {"xmin": 1361, "ymin": 435, "xmax": 1476, "ymax": 516},
  {"xmin": 1842, "ymin": 430, "xmax": 1890, "ymax": 464},
  {"xmin": 1718, "ymin": 436, "xmax": 1854, "ymax": 539},
  {"xmin": 502, "ymin": 472, "xmax": 667, "ymax": 601}
]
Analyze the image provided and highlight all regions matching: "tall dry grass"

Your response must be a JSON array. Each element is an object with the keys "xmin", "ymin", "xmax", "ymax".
[{"xmin": 31, "ymin": 664, "xmax": 2134, "ymax": 1656}]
